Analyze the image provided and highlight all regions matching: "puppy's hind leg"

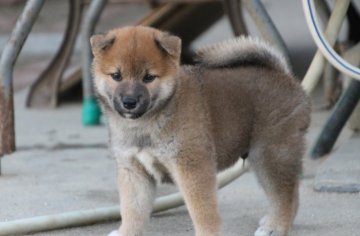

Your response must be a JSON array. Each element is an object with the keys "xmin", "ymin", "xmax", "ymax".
[{"xmin": 249, "ymin": 136, "xmax": 304, "ymax": 236}]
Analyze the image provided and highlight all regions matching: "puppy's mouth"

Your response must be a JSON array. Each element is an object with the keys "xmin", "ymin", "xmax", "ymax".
[
  {"xmin": 122, "ymin": 112, "xmax": 144, "ymax": 119},
  {"xmin": 113, "ymin": 99, "xmax": 148, "ymax": 120}
]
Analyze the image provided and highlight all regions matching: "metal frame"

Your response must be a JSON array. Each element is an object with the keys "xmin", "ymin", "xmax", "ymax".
[
  {"xmin": 81, "ymin": 0, "xmax": 107, "ymax": 125},
  {"xmin": 0, "ymin": 0, "xmax": 45, "ymax": 161},
  {"xmin": 223, "ymin": 0, "xmax": 247, "ymax": 36},
  {"xmin": 26, "ymin": 0, "xmax": 83, "ymax": 108},
  {"xmin": 312, "ymin": 79, "xmax": 360, "ymax": 158},
  {"xmin": 81, "ymin": 0, "xmax": 107, "ymax": 102},
  {"xmin": 304, "ymin": 0, "xmax": 360, "ymax": 158}
]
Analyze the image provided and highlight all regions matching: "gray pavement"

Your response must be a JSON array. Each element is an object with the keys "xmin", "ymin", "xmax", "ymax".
[
  {"xmin": 1, "ymin": 0, "xmax": 360, "ymax": 236},
  {"xmin": 314, "ymin": 133, "xmax": 360, "ymax": 193}
]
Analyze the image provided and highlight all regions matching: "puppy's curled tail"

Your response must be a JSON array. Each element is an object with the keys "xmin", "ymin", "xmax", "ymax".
[{"xmin": 196, "ymin": 36, "xmax": 290, "ymax": 75}]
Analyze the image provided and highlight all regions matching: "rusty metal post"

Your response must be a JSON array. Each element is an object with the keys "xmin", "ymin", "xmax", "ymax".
[{"xmin": 0, "ymin": 0, "xmax": 44, "ymax": 160}]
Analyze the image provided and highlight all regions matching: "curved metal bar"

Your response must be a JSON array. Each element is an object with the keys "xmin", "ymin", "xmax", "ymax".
[
  {"xmin": 242, "ymin": 0, "xmax": 292, "ymax": 71},
  {"xmin": 311, "ymin": 79, "xmax": 360, "ymax": 159},
  {"xmin": 26, "ymin": 0, "xmax": 83, "ymax": 108},
  {"xmin": 81, "ymin": 0, "xmax": 107, "ymax": 126},
  {"xmin": 223, "ymin": 0, "xmax": 248, "ymax": 36},
  {"xmin": 0, "ymin": 0, "xmax": 45, "ymax": 158}
]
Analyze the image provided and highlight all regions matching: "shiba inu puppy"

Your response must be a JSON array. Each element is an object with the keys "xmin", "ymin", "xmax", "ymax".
[{"xmin": 90, "ymin": 26, "xmax": 310, "ymax": 236}]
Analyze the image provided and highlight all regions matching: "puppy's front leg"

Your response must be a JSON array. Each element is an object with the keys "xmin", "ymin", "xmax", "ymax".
[
  {"xmin": 112, "ymin": 159, "xmax": 156, "ymax": 236},
  {"xmin": 173, "ymin": 154, "xmax": 221, "ymax": 236}
]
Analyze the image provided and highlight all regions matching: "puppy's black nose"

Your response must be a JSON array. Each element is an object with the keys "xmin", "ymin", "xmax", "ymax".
[{"xmin": 122, "ymin": 96, "xmax": 137, "ymax": 110}]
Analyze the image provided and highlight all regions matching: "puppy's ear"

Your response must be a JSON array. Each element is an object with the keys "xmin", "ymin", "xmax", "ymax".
[
  {"xmin": 90, "ymin": 34, "xmax": 115, "ymax": 56},
  {"xmin": 155, "ymin": 33, "xmax": 181, "ymax": 62}
]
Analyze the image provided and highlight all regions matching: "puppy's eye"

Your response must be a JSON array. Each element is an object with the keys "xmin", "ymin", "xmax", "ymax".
[
  {"xmin": 143, "ymin": 74, "xmax": 157, "ymax": 83},
  {"xmin": 110, "ymin": 72, "xmax": 122, "ymax": 81}
]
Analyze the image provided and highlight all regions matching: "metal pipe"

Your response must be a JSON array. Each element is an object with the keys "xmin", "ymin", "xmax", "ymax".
[
  {"xmin": 81, "ymin": 0, "xmax": 107, "ymax": 125},
  {"xmin": 311, "ymin": 79, "xmax": 360, "ymax": 158},
  {"xmin": 242, "ymin": 0, "xmax": 292, "ymax": 71},
  {"xmin": 223, "ymin": 0, "xmax": 248, "ymax": 36},
  {"xmin": 26, "ymin": 0, "xmax": 83, "ymax": 108},
  {"xmin": 0, "ymin": 0, "xmax": 45, "ymax": 158}
]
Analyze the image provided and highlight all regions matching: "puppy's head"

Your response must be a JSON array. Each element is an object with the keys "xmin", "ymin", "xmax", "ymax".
[{"xmin": 91, "ymin": 26, "xmax": 181, "ymax": 119}]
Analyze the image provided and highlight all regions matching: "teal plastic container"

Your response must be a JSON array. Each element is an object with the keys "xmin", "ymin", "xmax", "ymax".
[{"xmin": 82, "ymin": 97, "xmax": 101, "ymax": 126}]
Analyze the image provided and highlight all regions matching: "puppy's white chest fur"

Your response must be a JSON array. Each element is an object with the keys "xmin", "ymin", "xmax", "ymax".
[
  {"xmin": 113, "ymin": 146, "xmax": 174, "ymax": 183},
  {"xmin": 109, "ymin": 118, "xmax": 177, "ymax": 183},
  {"xmin": 136, "ymin": 150, "xmax": 167, "ymax": 183}
]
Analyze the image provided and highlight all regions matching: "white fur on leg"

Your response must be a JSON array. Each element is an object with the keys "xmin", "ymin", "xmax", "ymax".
[
  {"xmin": 259, "ymin": 215, "xmax": 268, "ymax": 226},
  {"xmin": 255, "ymin": 226, "xmax": 275, "ymax": 236},
  {"xmin": 107, "ymin": 230, "xmax": 122, "ymax": 236},
  {"xmin": 255, "ymin": 215, "xmax": 286, "ymax": 236},
  {"xmin": 255, "ymin": 226, "xmax": 286, "ymax": 236}
]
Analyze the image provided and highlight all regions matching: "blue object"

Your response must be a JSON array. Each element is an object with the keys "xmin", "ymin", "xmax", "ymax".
[{"xmin": 82, "ymin": 97, "xmax": 101, "ymax": 126}]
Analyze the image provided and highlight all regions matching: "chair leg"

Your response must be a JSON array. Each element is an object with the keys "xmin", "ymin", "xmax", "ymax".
[
  {"xmin": 311, "ymin": 79, "xmax": 360, "ymax": 159},
  {"xmin": 0, "ymin": 0, "xmax": 44, "ymax": 158},
  {"xmin": 81, "ymin": 0, "xmax": 107, "ymax": 126},
  {"xmin": 26, "ymin": 0, "xmax": 83, "ymax": 108},
  {"xmin": 222, "ymin": 0, "xmax": 248, "ymax": 36}
]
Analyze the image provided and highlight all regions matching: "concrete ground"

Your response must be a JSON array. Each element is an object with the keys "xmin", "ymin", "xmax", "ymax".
[{"xmin": 1, "ymin": 1, "xmax": 360, "ymax": 236}]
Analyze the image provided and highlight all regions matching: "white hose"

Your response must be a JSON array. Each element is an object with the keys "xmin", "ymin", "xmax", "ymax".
[
  {"xmin": 301, "ymin": 0, "xmax": 351, "ymax": 94},
  {"xmin": 0, "ymin": 159, "xmax": 249, "ymax": 236}
]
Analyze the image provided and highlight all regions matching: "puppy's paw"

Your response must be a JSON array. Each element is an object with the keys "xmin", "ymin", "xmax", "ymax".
[
  {"xmin": 254, "ymin": 226, "xmax": 285, "ymax": 236},
  {"xmin": 255, "ymin": 226, "xmax": 274, "ymax": 236},
  {"xmin": 107, "ymin": 230, "xmax": 122, "ymax": 236},
  {"xmin": 259, "ymin": 215, "xmax": 268, "ymax": 226}
]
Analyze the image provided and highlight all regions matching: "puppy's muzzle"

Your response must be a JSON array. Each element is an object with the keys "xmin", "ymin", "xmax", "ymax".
[{"xmin": 122, "ymin": 96, "xmax": 138, "ymax": 110}]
